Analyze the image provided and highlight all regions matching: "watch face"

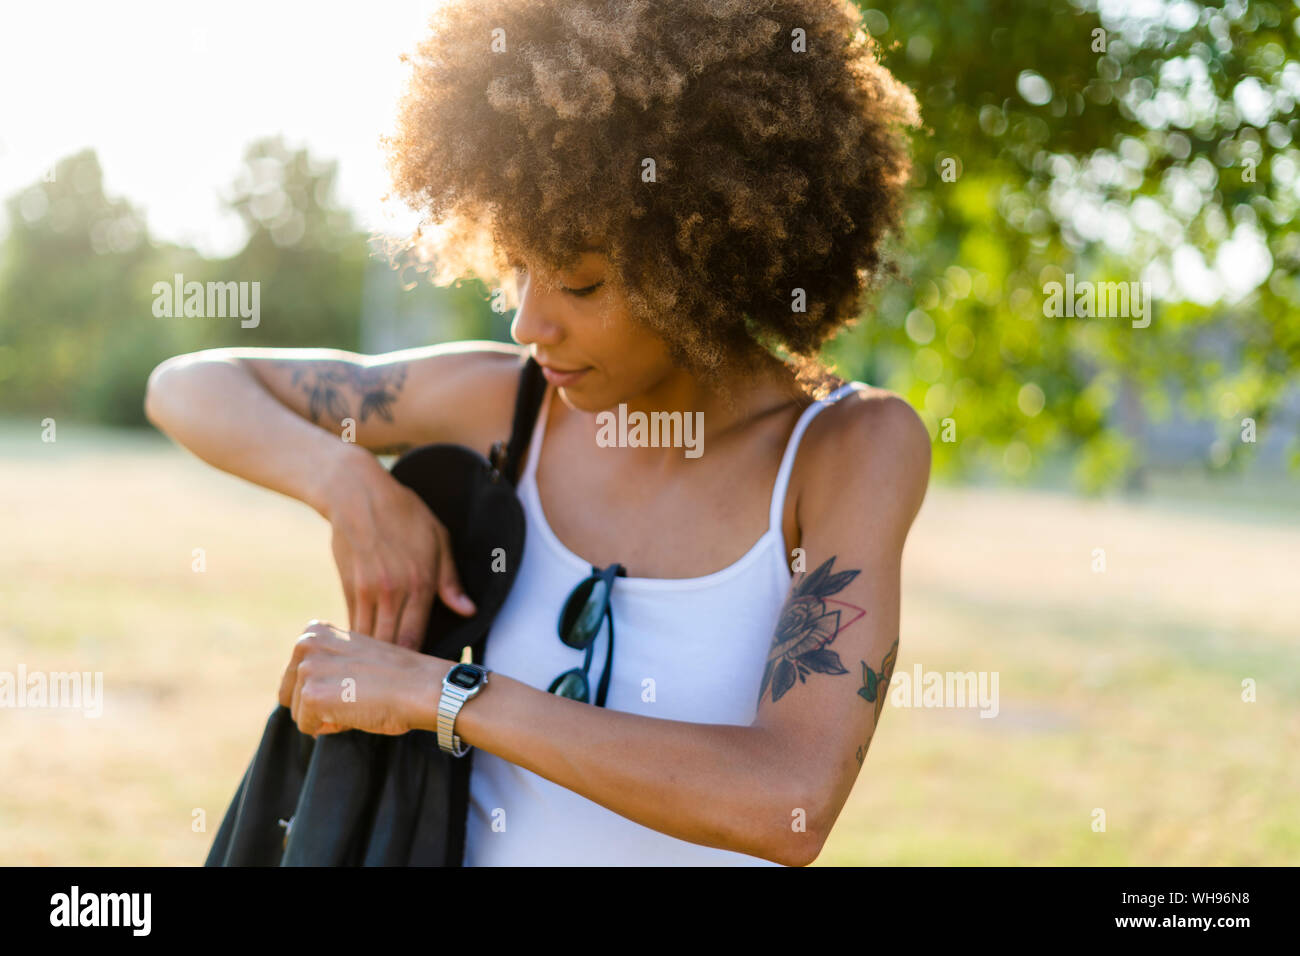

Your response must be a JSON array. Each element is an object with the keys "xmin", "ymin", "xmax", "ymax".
[{"xmin": 448, "ymin": 665, "xmax": 482, "ymax": 690}]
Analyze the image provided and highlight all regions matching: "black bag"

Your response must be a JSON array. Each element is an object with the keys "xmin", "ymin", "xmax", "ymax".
[{"xmin": 205, "ymin": 355, "xmax": 547, "ymax": 866}]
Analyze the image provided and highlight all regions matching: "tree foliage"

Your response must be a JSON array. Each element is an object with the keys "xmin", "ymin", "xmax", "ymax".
[{"xmin": 826, "ymin": 0, "xmax": 1300, "ymax": 488}]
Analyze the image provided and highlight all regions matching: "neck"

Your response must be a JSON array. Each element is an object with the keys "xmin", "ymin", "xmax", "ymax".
[{"xmin": 576, "ymin": 355, "xmax": 802, "ymax": 465}]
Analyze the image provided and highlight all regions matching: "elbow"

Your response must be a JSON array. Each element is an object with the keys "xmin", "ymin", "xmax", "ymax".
[
  {"xmin": 761, "ymin": 787, "xmax": 829, "ymax": 867},
  {"xmin": 775, "ymin": 822, "xmax": 827, "ymax": 868},
  {"xmin": 142, "ymin": 359, "xmax": 173, "ymax": 428},
  {"xmin": 143, "ymin": 354, "xmax": 196, "ymax": 429},
  {"xmin": 745, "ymin": 732, "xmax": 831, "ymax": 865}
]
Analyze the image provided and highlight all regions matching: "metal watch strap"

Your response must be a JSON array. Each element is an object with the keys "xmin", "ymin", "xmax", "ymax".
[
  {"xmin": 436, "ymin": 671, "xmax": 488, "ymax": 759},
  {"xmin": 437, "ymin": 683, "xmax": 472, "ymax": 757}
]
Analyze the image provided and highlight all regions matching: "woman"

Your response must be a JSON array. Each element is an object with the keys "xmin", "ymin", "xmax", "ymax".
[{"xmin": 145, "ymin": 0, "xmax": 929, "ymax": 866}]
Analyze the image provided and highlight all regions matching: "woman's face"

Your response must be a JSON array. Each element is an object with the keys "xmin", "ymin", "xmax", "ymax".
[{"xmin": 508, "ymin": 250, "xmax": 680, "ymax": 412}]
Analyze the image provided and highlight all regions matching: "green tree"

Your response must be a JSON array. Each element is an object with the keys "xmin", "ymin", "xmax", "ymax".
[
  {"xmin": 219, "ymin": 135, "xmax": 370, "ymax": 348},
  {"xmin": 826, "ymin": 0, "xmax": 1300, "ymax": 489},
  {"xmin": 0, "ymin": 149, "xmax": 191, "ymax": 424}
]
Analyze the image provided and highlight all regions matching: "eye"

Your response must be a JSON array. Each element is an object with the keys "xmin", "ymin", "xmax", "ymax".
[{"xmin": 509, "ymin": 258, "xmax": 601, "ymax": 297}]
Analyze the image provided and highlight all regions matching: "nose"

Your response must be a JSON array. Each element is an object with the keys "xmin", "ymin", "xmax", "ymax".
[{"xmin": 508, "ymin": 274, "xmax": 565, "ymax": 348}]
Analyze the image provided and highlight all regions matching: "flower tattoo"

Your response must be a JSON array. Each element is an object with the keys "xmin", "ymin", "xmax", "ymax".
[
  {"xmin": 282, "ymin": 360, "xmax": 408, "ymax": 426},
  {"xmin": 759, "ymin": 556, "xmax": 866, "ymax": 704}
]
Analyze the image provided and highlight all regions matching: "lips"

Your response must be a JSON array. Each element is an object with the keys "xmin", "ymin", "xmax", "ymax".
[{"xmin": 539, "ymin": 364, "xmax": 590, "ymax": 387}]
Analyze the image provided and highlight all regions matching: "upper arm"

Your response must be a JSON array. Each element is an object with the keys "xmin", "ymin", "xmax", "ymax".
[
  {"xmin": 163, "ymin": 340, "xmax": 525, "ymax": 455},
  {"xmin": 753, "ymin": 389, "xmax": 931, "ymax": 863}
]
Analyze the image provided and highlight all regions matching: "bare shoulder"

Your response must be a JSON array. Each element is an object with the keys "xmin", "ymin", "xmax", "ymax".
[
  {"xmin": 393, "ymin": 341, "xmax": 528, "ymax": 453},
  {"xmin": 793, "ymin": 384, "xmax": 932, "ymax": 547}
]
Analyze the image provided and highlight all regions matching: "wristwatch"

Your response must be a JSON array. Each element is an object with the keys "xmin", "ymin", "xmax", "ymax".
[{"xmin": 437, "ymin": 663, "xmax": 490, "ymax": 757}]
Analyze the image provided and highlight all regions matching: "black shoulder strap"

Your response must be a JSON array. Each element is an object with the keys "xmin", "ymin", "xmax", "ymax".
[
  {"xmin": 488, "ymin": 355, "xmax": 547, "ymax": 487},
  {"xmin": 448, "ymin": 355, "xmax": 544, "ymax": 867}
]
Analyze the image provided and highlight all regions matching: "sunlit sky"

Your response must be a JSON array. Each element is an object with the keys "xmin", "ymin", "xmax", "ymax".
[
  {"xmin": 0, "ymin": 0, "xmax": 1277, "ymax": 304},
  {"xmin": 0, "ymin": 0, "xmax": 443, "ymax": 258}
]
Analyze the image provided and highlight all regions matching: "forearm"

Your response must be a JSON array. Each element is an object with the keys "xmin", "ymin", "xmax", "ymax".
[
  {"xmin": 144, "ymin": 352, "xmax": 373, "ymax": 517},
  {"xmin": 414, "ymin": 663, "xmax": 807, "ymax": 865}
]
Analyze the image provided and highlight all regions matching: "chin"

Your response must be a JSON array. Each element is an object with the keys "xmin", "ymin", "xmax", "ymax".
[
  {"xmin": 555, "ymin": 386, "xmax": 609, "ymax": 414},
  {"xmin": 549, "ymin": 377, "xmax": 592, "ymax": 407}
]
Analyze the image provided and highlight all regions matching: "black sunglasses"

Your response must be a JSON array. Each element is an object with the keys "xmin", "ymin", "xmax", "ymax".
[{"xmin": 548, "ymin": 563, "xmax": 625, "ymax": 707}]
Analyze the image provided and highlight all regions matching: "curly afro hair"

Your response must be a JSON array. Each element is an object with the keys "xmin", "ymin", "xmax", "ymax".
[{"xmin": 382, "ymin": 0, "xmax": 920, "ymax": 396}]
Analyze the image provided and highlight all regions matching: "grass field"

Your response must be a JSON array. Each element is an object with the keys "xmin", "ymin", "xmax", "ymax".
[{"xmin": 1, "ymin": 420, "xmax": 1296, "ymax": 865}]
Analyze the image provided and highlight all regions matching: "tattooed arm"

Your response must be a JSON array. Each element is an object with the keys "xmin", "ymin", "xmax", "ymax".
[
  {"xmin": 235, "ymin": 342, "xmax": 524, "ymax": 457},
  {"xmin": 145, "ymin": 342, "xmax": 525, "ymax": 511},
  {"xmin": 144, "ymin": 342, "xmax": 526, "ymax": 645},
  {"xmin": 752, "ymin": 389, "xmax": 930, "ymax": 861}
]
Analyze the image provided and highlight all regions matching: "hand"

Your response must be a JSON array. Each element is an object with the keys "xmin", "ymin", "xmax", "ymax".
[
  {"xmin": 279, "ymin": 619, "xmax": 451, "ymax": 736},
  {"xmin": 321, "ymin": 447, "xmax": 476, "ymax": 650}
]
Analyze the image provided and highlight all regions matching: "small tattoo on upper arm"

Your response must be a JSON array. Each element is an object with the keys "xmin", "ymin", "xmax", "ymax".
[
  {"xmin": 857, "ymin": 639, "xmax": 899, "ymax": 725},
  {"xmin": 759, "ymin": 556, "xmax": 866, "ymax": 705},
  {"xmin": 854, "ymin": 638, "xmax": 899, "ymax": 765},
  {"xmin": 282, "ymin": 361, "xmax": 408, "ymax": 427}
]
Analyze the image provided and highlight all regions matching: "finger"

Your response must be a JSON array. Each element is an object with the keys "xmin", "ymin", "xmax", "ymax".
[
  {"xmin": 298, "ymin": 694, "xmax": 322, "ymax": 737},
  {"xmin": 300, "ymin": 623, "xmax": 355, "ymax": 651},
  {"xmin": 434, "ymin": 533, "xmax": 476, "ymax": 617},
  {"xmin": 288, "ymin": 630, "xmax": 324, "ymax": 719},
  {"xmin": 290, "ymin": 663, "xmax": 304, "ymax": 727},
  {"xmin": 301, "ymin": 687, "xmax": 329, "ymax": 737},
  {"xmin": 373, "ymin": 590, "xmax": 399, "ymax": 645},
  {"xmin": 291, "ymin": 661, "xmax": 326, "ymax": 734},
  {"xmin": 332, "ymin": 538, "xmax": 359, "ymax": 630},
  {"xmin": 279, "ymin": 656, "xmax": 298, "ymax": 708},
  {"xmin": 304, "ymin": 670, "xmax": 348, "ymax": 736},
  {"xmin": 354, "ymin": 574, "xmax": 377, "ymax": 639},
  {"xmin": 395, "ymin": 583, "xmax": 433, "ymax": 651},
  {"xmin": 340, "ymin": 574, "xmax": 357, "ymax": 632},
  {"xmin": 279, "ymin": 624, "xmax": 321, "ymax": 707}
]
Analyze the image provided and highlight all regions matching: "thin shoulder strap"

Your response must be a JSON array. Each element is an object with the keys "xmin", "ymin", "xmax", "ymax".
[
  {"xmin": 489, "ymin": 355, "xmax": 548, "ymax": 488},
  {"xmin": 768, "ymin": 382, "xmax": 861, "ymax": 530}
]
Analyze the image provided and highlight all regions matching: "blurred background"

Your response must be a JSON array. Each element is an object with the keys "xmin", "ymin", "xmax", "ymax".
[{"xmin": 0, "ymin": 0, "xmax": 1296, "ymax": 864}]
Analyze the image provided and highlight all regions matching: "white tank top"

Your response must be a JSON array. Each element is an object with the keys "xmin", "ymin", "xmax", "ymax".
[{"xmin": 462, "ymin": 379, "xmax": 863, "ymax": 865}]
